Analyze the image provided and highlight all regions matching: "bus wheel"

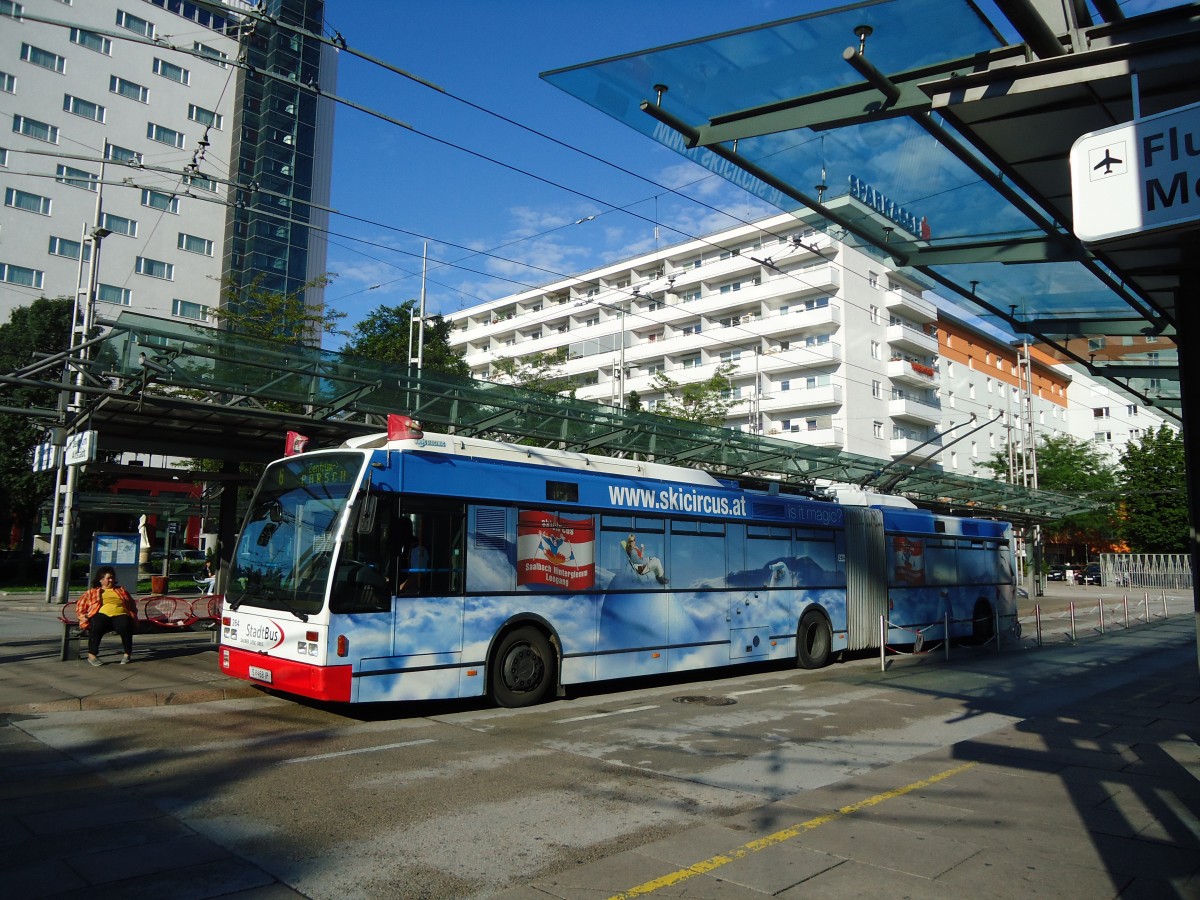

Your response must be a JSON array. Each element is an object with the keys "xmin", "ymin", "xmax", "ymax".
[
  {"xmin": 796, "ymin": 610, "xmax": 832, "ymax": 669},
  {"xmin": 491, "ymin": 626, "xmax": 555, "ymax": 708},
  {"xmin": 971, "ymin": 599, "xmax": 995, "ymax": 645}
]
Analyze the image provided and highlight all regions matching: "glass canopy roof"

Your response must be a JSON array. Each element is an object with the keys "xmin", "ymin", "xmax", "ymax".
[
  {"xmin": 71, "ymin": 311, "xmax": 1097, "ymax": 525},
  {"xmin": 542, "ymin": 0, "xmax": 1183, "ymax": 409}
]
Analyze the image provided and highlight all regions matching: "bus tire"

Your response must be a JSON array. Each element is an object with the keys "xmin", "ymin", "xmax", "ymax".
[
  {"xmin": 971, "ymin": 599, "xmax": 995, "ymax": 645},
  {"xmin": 796, "ymin": 610, "xmax": 832, "ymax": 669},
  {"xmin": 490, "ymin": 626, "xmax": 555, "ymax": 708}
]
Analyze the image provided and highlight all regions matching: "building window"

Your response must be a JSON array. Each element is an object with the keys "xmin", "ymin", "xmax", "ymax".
[
  {"xmin": 1088, "ymin": 336, "xmax": 1106, "ymax": 352},
  {"xmin": 172, "ymin": 298, "xmax": 207, "ymax": 320},
  {"xmin": 868, "ymin": 271, "xmax": 879, "ymax": 289},
  {"xmin": 950, "ymin": 451, "xmax": 958, "ymax": 469},
  {"xmin": 682, "ymin": 321, "xmax": 701, "ymax": 335},
  {"xmin": 870, "ymin": 340, "xmax": 880, "ymax": 360},
  {"xmin": 21, "ymin": 43, "xmax": 65, "ymax": 73},
  {"xmin": 55, "ymin": 164, "xmax": 98, "ymax": 191},
  {"xmin": 1127, "ymin": 404, "xmax": 1138, "ymax": 416},
  {"xmin": 683, "ymin": 289, "xmax": 700, "ymax": 302},
  {"xmin": 873, "ymin": 421, "xmax": 883, "ymax": 438},
  {"xmin": 0, "ymin": 262, "xmax": 44, "ymax": 288},
  {"xmin": 719, "ymin": 349, "xmax": 742, "ymax": 363},
  {"xmin": 153, "ymin": 57, "xmax": 189, "ymax": 84},
  {"xmin": 141, "ymin": 189, "xmax": 179, "ymax": 213},
  {"xmin": 187, "ymin": 103, "xmax": 222, "ymax": 129},
  {"xmin": 69, "ymin": 28, "xmax": 112, "ymax": 55},
  {"xmin": 780, "ymin": 379, "xmax": 791, "ymax": 391},
  {"xmin": 104, "ymin": 142, "xmax": 143, "ymax": 165},
  {"xmin": 135, "ymin": 256, "xmax": 173, "ymax": 280},
  {"xmin": 48, "ymin": 236, "xmax": 90, "ymax": 260},
  {"xmin": 5, "ymin": 187, "xmax": 51, "ymax": 215},
  {"xmin": 869, "ymin": 304, "xmax": 880, "ymax": 325},
  {"xmin": 0, "ymin": 71, "xmax": 14, "ymax": 94},
  {"xmin": 193, "ymin": 41, "xmax": 228, "ymax": 67},
  {"xmin": 1093, "ymin": 407, "xmax": 1109, "ymax": 418},
  {"xmin": 97, "ymin": 283, "xmax": 131, "ymax": 305},
  {"xmin": 115, "ymin": 9, "xmax": 154, "ymax": 38},
  {"xmin": 101, "ymin": 212, "xmax": 137, "ymax": 237},
  {"xmin": 1, "ymin": 2, "xmax": 25, "ymax": 19},
  {"xmin": 147, "ymin": 122, "xmax": 184, "ymax": 148},
  {"xmin": 681, "ymin": 355, "xmax": 701, "ymax": 368},
  {"xmin": 177, "ymin": 232, "xmax": 213, "ymax": 256},
  {"xmin": 63, "ymin": 94, "xmax": 106, "ymax": 122},
  {"xmin": 183, "ymin": 173, "xmax": 217, "ymax": 192},
  {"xmin": 12, "ymin": 114, "xmax": 58, "ymax": 143},
  {"xmin": 871, "ymin": 379, "xmax": 882, "ymax": 399},
  {"xmin": 110, "ymin": 76, "xmax": 149, "ymax": 102}
]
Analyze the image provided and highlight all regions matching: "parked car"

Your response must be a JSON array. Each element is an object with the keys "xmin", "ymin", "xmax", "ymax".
[
  {"xmin": 173, "ymin": 549, "xmax": 207, "ymax": 562},
  {"xmin": 1081, "ymin": 563, "xmax": 1102, "ymax": 585},
  {"xmin": 1046, "ymin": 566, "xmax": 1066, "ymax": 581}
]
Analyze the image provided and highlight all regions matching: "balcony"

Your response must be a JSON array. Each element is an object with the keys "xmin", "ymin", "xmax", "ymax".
[
  {"xmin": 890, "ymin": 435, "xmax": 940, "ymax": 458},
  {"xmin": 769, "ymin": 425, "xmax": 845, "ymax": 448},
  {"xmin": 759, "ymin": 383, "xmax": 843, "ymax": 413},
  {"xmin": 758, "ymin": 340, "xmax": 842, "ymax": 371},
  {"xmin": 889, "ymin": 395, "xmax": 942, "ymax": 425},
  {"xmin": 884, "ymin": 288, "xmax": 937, "ymax": 324},
  {"xmin": 886, "ymin": 322, "xmax": 938, "ymax": 355},
  {"xmin": 888, "ymin": 357, "xmax": 940, "ymax": 388},
  {"xmin": 763, "ymin": 302, "xmax": 842, "ymax": 338}
]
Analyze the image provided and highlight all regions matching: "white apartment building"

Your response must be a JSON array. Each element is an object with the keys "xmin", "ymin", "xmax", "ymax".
[
  {"xmin": 0, "ymin": 0, "xmax": 335, "ymax": 325},
  {"xmin": 449, "ymin": 212, "xmax": 941, "ymax": 463},
  {"xmin": 450, "ymin": 211, "xmax": 1175, "ymax": 479}
]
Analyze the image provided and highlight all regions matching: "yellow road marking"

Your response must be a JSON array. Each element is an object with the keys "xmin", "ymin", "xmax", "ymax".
[{"xmin": 606, "ymin": 760, "xmax": 979, "ymax": 899}]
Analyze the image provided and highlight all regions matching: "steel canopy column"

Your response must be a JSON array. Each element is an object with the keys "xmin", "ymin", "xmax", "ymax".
[{"xmin": 1179, "ymin": 233, "xmax": 1200, "ymax": 679}]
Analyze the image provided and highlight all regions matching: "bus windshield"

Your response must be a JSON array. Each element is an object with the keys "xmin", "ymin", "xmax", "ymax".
[{"xmin": 229, "ymin": 452, "xmax": 365, "ymax": 618}]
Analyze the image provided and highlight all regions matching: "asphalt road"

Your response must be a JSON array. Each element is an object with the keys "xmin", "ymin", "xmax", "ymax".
[{"xmin": 8, "ymin": 598, "xmax": 1194, "ymax": 899}]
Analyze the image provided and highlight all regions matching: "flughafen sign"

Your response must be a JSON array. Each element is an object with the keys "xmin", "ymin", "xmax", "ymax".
[{"xmin": 1071, "ymin": 100, "xmax": 1200, "ymax": 243}]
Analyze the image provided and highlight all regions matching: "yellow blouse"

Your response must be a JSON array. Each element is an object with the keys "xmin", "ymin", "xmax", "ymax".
[{"xmin": 98, "ymin": 588, "xmax": 127, "ymax": 618}]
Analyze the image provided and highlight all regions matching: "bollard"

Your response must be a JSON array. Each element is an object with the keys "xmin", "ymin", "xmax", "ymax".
[
  {"xmin": 1162, "ymin": 591, "xmax": 1168, "ymax": 619},
  {"xmin": 1098, "ymin": 599, "xmax": 1105, "ymax": 634},
  {"xmin": 879, "ymin": 615, "xmax": 886, "ymax": 672},
  {"xmin": 1144, "ymin": 591, "xmax": 1150, "ymax": 621},
  {"xmin": 1123, "ymin": 595, "xmax": 1129, "ymax": 629},
  {"xmin": 995, "ymin": 607, "xmax": 1001, "ymax": 654},
  {"xmin": 1069, "ymin": 601, "xmax": 1076, "ymax": 642},
  {"xmin": 1034, "ymin": 604, "xmax": 1042, "ymax": 648},
  {"xmin": 944, "ymin": 612, "xmax": 950, "ymax": 661}
]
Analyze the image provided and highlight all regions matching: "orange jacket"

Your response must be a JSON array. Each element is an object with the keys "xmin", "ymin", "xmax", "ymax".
[{"xmin": 75, "ymin": 585, "xmax": 138, "ymax": 629}]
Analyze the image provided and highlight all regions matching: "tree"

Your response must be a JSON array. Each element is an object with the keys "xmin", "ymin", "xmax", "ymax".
[
  {"xmin": 0, "ymin": 297, "xmax": 75, "ymax": 551},
  {"xmin": 980, "ymin": 432, "xmax": 1120, "ymax": 550},
  {"xmin": 1118, "ymin": 425, "xmax": 1187, "ymax": 552},
  {"xmin": 490, "ymin": 348, "xmax": 576, "ymax": 396},
  {"xmin": 650, "ymin": 361, "xmax": 738, "ymax": 426},
  {"xmin": 210, "ymin": 273, "xmax": 344, "ymax": 343},
  {"xmin": 342, "ymin": 301, "xmax": 470, "ymax": 378}
]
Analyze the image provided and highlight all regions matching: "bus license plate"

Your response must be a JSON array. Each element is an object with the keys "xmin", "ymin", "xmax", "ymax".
[{"xmin": 248, "ymin": 665, "xmax": 273, "ymax": 684}]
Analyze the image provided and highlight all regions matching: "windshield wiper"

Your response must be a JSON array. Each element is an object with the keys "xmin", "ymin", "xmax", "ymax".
[{"xmin": 260, "ymin": 588, "xmax": 310, "ymax": 622}]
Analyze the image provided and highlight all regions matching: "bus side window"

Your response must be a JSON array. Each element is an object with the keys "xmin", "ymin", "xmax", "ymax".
[{"xmin": 397, "ymin": 501, "xmax": 466, "ymax": 596}]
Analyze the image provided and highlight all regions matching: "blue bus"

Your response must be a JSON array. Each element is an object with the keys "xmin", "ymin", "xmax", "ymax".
[{"xmin": 219, "ymin": 416, "xmax": 1017, "ymax": 706}]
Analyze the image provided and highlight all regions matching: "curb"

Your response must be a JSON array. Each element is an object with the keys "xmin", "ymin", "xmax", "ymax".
[{"xmin": 0, "ymin": 682, "xmax": 264, "ymax": 715}]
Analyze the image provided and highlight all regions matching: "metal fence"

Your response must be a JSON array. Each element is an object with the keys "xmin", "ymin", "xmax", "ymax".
[{"xmin": 1100, "ymin": 553, "xmax": 1194, "ymax": 591}]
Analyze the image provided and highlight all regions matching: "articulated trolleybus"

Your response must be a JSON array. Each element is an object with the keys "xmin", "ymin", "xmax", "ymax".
[{"xmin": 220, "ymin": 416, "xmax": 1017, "ymax": 707}]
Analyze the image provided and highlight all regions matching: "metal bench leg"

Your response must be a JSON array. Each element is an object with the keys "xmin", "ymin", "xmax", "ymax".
[{"xmin": 60, "ymin": 623, "xmax": 73, "ymax": 662}]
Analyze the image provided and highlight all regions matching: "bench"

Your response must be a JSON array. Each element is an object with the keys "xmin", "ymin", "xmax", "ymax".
[{"xmin": 57, "ymin": 595, "xmax": 223, "ymax": 661}]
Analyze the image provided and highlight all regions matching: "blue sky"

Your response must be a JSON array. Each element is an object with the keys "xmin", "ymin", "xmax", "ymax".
[
  {"xmin": 317, "ymin": 1, "xmax": 1175, "ymax": 349},
  {"xmin": 320, "ymin": 0, "xmax": 817, "ymax": 346}
]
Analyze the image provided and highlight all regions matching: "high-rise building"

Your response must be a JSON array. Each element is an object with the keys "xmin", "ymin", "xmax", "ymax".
[
  {"xmin": 0, "ymin": 0, "xmax": 335, "ymax": 326},
  {"xmin": 448, "ymin": 211, "xmax": 1174, "ymax": 476}
]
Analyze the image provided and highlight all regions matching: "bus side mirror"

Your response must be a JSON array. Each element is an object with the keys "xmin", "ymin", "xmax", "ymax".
[{"xmin": 356, "ymin": 494, "xmax": 378, "ymax": 534}]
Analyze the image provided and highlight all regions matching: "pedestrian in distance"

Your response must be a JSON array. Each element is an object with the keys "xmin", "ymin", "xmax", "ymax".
[
  {"xmin": 196, "ymin": 559, "xmax": 216, "ymax": 595},
  {"xmin": 76, "ymin": 565, "xmax": 139, "ymax": 666}
]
